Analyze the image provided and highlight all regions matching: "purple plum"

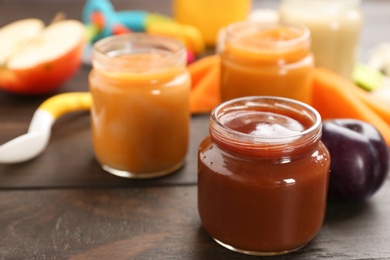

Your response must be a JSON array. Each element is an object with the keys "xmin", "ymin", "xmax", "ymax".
[{"xmin": 321, "ymin": 119, "xmax": 389, "ymax": 202}]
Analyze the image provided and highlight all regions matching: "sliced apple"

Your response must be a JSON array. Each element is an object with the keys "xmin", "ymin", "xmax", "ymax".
[
  {"xmin": 0, "ymin": 19, "xmax": 86, "ymax": 95},
  {"xmin": 0, "ymin": 18, "xmax": 45, "ymax": 65}
]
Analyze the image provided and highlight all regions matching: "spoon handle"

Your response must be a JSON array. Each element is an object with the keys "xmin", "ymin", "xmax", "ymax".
[{"xmin": 39, "ymin": 92, "xmax": 92, "ymax": 119}]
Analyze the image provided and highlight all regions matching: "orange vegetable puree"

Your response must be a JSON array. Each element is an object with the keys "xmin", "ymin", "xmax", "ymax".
[
  {"xmin": 89, "ymin": 54, "xmax": 190, "ymax": 175},
  {"xmin": 221, "ymin": 25, "xmax": 313, "ymax": 103}
]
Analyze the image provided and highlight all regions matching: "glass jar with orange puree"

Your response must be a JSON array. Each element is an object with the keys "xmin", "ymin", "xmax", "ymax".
[
  {"xmin": 220, "ymin": 21, "xmax": 313, "ymax": 104},
  {"xmin": 89, "ymin": 34, "xmax": 190, "ymax": 178},
  {"xmin": 198, "ymin": 96, "xmax": 330, "ymax": 255}
]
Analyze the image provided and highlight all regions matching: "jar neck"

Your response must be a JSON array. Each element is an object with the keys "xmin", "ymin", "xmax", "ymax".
[
  {"xmin": 209, "ymin": 96, "xmax": 322, "ymax": 157},
  {"xmin": 92, "ymin": 33, "xmax": 187, "ymax": 74},
  {"xmin": 223, "ymin": 21, "xmax": 311, "ymax": 65}
]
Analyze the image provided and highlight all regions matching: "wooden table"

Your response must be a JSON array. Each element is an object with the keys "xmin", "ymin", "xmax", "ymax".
[{"xmin": 1, "ymin": 0, "xmax": 390, "ymax": 259}]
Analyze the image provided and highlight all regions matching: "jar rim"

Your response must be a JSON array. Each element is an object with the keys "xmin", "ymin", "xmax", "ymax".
[
  {"xmin": 211, "ymin": 96, "xmax": 322, "ymax": 145},
  {"xmin": 224, "ymin": 21, "xmax": 310, "ymax": 48},
  {"xmin": 281, "ymin": 0, "xmax": 361, "ymax": 9},
  {"xmin": 92, "ymin": 33, "xmax": 187, "ymax": 72}
]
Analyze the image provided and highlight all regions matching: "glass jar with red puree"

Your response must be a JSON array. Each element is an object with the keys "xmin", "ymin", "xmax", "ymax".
[{"xmin": 198, "ymin": 96, "xmax": 330, "ymax": 256}]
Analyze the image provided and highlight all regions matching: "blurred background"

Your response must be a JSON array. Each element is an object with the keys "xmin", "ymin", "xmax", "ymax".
[{"xmin": 1, "ymin": 0, "xmax": 389, "ymax": 62}]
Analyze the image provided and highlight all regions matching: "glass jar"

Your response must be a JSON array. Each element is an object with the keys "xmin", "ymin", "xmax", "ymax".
[
  {"xmin": 220, "ymin": 21, "xmax": 314, "ymax": 104},
  {"xmin": 198, "ymin": 96, "xmax": 330, "ymax": 255},
  {"xmin": 89, "ymin": 34, "xmax": 190, "ymax": 178},
  {"xmin": 279, "ymin": 0, "xmax": 363, "ymax": 79},
  {"xmin": 172, "ymin": 0, "xmax": 252, "ymax": 46}
]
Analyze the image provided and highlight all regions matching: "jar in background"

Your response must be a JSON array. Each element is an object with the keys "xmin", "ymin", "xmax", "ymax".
[
  {"xmin": 89, "ymin": 34, "xmax": 190, "ymax": 178},
  {"xmin": 220, "ymin": 21, "xmax": 314, "ymax": 104},
  {"xmin": 172, "ymin": 0, "xmax": 252, "ymax": 46},
  {"xmin": 198, "ymin": 96, "xmax": 330, "ymax": 255},
  {"xmin": 279, "ymin": 0, "xmax": 363, "ymax": 79}
]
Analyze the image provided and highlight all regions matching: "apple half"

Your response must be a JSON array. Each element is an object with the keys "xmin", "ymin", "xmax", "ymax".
[{"xmin": 0, "ymin": 18, "xmax": 85, "ymax": 94}]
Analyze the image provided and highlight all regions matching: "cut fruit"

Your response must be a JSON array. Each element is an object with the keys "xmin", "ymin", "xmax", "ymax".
[
  {"xmin": 0, "ymin": 19, "xmax": 86, "ymax": 95},
  {"xmin": 352, "ymin": 63, "xmax": 384, "ymax": 91},
  {"xmin": 0, "ymin": 18, "xmax": 45, "ymax": 65}
]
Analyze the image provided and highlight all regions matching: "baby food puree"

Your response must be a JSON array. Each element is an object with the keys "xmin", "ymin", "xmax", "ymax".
[
  {"xmin": 220, "ymin": 21, "xmax": 313, "ymax": 104},
  {"xmin": 279, "ymin": 0, "xmax": 362, "ymax": 79},
  {"xmin": 90, "ymin": 34, "xmax": 190, "ymax": 178},
  {"xmin": 198, "ymin": 97, "xmax": 330, "ymax": 255}
]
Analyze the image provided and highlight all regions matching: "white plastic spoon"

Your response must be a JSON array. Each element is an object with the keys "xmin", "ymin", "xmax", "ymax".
[{"xmin": 0, "ymin": 92, "xmax": 92, "ymax": 163}]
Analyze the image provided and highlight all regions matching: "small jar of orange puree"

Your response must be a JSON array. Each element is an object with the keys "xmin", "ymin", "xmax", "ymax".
[
  {"xmin": 220, "ymin": 21, "xmax": 313, "ymax": 104},
  {"xmin": 89, "ymin": 34, "xmax": 190, "ymax": 179},
  {"xmin": 198, "ymin": 96, "xmax": 330, "ymax": 255}
]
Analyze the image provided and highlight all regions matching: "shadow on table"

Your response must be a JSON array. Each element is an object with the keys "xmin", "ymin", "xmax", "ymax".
[{"xmin": 325, "ymin": 200, "xmax": 374, "ymax": 224}]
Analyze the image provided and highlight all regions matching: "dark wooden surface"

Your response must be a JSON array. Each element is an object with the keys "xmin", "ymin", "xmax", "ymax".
[{"xmin": 1, "ymin": 0, "xmax": 390, "ymax": 259}]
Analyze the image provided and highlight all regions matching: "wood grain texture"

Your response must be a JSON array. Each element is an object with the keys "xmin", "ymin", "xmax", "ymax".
[
  {"xmin": 0, "ymin": 113, "xmax": 209, "ymax": 188},
  {"xmin": 0, "ymin": 183, "xmax": 390, "ymax": 259}
]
